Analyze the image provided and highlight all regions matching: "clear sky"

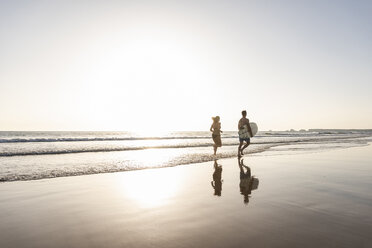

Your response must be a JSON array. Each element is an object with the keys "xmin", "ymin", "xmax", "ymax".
[{"xmin": 1, "ymin": 0, "xmax": 371, "ymax": 131}]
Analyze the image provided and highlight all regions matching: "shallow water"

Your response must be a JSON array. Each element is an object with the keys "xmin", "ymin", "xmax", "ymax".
[
  {"xmin": 1, "ymin": 130, "xmax": 372, "ymax": 181},
  {"xmin": 0, "ymin": 145, "xmax": 371, "ymax": 248}
]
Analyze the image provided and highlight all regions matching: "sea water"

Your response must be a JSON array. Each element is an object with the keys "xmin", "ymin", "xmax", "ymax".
[{"xmin": 1, "ymin": 130, "xmax": 371, "ymax": 182}]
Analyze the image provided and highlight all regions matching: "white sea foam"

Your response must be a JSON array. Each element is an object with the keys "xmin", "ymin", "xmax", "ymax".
[{"xmin": 0, "ymin": 131, "xmax": 371, "ymax": 182}]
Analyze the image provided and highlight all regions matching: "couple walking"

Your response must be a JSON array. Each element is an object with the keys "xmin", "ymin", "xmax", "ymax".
[{"xmin": 210, "ymin": 110, "xmax": 253, "ymax": 156}]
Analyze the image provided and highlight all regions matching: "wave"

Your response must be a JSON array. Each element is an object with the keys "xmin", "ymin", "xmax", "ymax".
[
  {"xmin": 0, "ymin": 132, "xmax": 363, "ymax": 144},
  {"xmin": 0, "ymin": 143, "xmax": 236, "ymax": 156},
  {"xmin": 0, "ymin": 136, "xmax": 368, "ymax": 157},
  {"xmin": 1, "ymin": 139, "xmax": 371, "ymax": 182},
  {"xmin": 0, "ymin": 144, "xmax": 278, "ymax": 182},
  {"xmin": 0, "ymin": 136, "xmax": 240, "ymax": 143}
]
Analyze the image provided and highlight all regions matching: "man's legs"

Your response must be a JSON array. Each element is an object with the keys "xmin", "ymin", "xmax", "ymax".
[
  {"xmin": 240, "ymin": 140, "xmax": 250, "ymax": 155},
  {"xmin": 238, "ymin": 141, "xmax": 243, "ymax": 156}
]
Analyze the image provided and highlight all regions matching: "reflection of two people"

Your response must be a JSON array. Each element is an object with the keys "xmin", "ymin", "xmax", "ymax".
[
  {"xmin": 211, "ymin": 159, "xmax": 223, "ymax": 196},
  {"xmin": 239, "ymin": 158, "xmax": 259, "ymax": 205}
]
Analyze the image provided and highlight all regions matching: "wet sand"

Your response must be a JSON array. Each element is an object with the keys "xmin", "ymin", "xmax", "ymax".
[{"xmin": 0, "ymin": 144, "xmax": 372, "ymax": 248}]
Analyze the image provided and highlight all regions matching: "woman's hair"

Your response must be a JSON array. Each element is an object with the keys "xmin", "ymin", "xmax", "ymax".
[{"xmin": 212, "ymin": 116, "xmax": 220, "ymax": 122}]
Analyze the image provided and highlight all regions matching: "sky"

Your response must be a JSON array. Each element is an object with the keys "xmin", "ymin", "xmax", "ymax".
[{"xmin": 0, "ymin": 0, "xmax": 371, "ymax": 131}]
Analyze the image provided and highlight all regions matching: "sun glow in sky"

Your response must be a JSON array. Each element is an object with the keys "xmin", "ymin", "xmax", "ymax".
[{"xmin": 1, "ymin": 0, "xmax": 371, "ymax": 131}]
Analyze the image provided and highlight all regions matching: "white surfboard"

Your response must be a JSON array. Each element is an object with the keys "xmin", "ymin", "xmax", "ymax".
[{"xmin": 239, "ymin": 122, "xmax": 258, "ymax": 138}]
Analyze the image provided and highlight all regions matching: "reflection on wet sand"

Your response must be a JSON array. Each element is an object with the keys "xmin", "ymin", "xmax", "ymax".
[
  {"xmin": 238, "ymin": 158, "xmax": 259, "ymax": 205},
  {"xmin": 211, "ymin": 159, "xmax": 223, "ymax": 196}
]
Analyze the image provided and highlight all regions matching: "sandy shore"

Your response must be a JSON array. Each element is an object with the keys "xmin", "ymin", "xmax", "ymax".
[{"xmin": 1, "ymin": 145, "xmax": 372, "ymax": 248}]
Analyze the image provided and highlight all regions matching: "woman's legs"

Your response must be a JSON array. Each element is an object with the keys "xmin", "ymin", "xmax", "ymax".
[{"xmin": 213, "ymin": 135, "xmax": 221, "ymax": 155}]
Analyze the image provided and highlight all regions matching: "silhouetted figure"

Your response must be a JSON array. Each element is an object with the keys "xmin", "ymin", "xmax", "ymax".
[
  {"xmin": 238, "ymin": 158, "xmax": 259, "ymax": 205},
  {"xmin": 210, "ymin": 116, "xmax": 222, "ymax": 155},
  {"xmin": 211, "ymin": 160, "xmax": 223, "ymax": 196},
  {"xmin": 238, "ymin": 110, "xmax": 253, "ymax": 157}
]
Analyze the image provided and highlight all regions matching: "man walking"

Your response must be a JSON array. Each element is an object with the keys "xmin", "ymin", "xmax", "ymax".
[{"xmin": 238, "ymin": 110, "xmax": 253, "ymax": 157}]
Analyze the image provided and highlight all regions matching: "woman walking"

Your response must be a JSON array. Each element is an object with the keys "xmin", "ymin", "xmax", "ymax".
[{"xmin": 210, "ymin": 116, "xmax": 222, "ymax": 155}]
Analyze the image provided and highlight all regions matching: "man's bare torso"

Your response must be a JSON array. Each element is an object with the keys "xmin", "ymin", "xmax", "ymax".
[{"xmin": 238, "ymin": 117, "xmax": 249, "ymax": 130}]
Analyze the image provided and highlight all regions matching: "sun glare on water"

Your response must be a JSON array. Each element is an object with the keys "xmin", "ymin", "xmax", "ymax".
[{"xmin": 117, "ymin": 167, "xmax": 181, "ymax": 208}]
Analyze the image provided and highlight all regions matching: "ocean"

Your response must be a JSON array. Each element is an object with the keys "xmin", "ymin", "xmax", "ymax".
[{"xmin": 1, "ymin": 130, "xmax": 371, "ymax": 182}]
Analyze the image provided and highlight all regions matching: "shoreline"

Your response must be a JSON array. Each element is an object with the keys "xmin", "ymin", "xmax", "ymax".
[
  {"xmin": 1, "ymin": 144, "xmax": 372, "ymax": 247},
  {"xmin": 1, "ymin": 142, "xmax": 370, "ymax": 183}
]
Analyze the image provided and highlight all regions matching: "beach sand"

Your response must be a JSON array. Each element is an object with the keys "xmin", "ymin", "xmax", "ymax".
[{"xmin": 1, "ymin": 144, "xmax": 372, "ymax": 248}]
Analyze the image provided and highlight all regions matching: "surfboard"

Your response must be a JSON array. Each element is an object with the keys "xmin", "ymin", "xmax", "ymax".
[
  {"xmin": 249, "ymin": 122, "xmax": 258, "ymax": 137},
  {"xmin": 239, "ymin": 122, "xmax": 258, "ymax": 138}
]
